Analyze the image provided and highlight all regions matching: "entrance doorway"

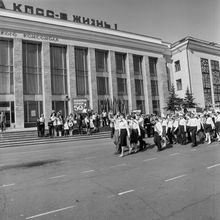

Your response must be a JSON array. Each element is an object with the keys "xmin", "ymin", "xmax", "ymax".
[{"xmin": 0, "ymin": 102, "xmax": 15, "ymax": 128}]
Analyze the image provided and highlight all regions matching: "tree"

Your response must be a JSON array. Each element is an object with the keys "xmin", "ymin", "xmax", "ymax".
[
  {"xmin": 182, "ymin": 87, "xmax": 197, "ymax": 109},
  {"xmin": 165, "ymin": 84, "xmax": 182, "ymax": 113}
]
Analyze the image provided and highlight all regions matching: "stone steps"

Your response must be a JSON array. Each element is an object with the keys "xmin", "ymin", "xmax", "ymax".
[{"xmin": 0, "ymin": 130, "xmax": 111, "ymax": 148}]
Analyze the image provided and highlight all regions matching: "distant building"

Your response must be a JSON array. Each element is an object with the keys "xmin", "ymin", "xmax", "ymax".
[
  {"xmin": 171, "ymin": 36, "xmax": 220, "ymax": 109},
  {"xmin": 0, "ymin": 8, "xmax": 171, "ymax": 129}
]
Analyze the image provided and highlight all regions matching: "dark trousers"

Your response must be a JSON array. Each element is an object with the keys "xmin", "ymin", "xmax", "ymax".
[
  {"xmin": 146, "ymin": 124, "xmax": 151, "ymax": 137},
  {"xmin": 154, "ymin": 132, "xmax": 162, "ymax": 151},
  {"xmin": 189, "ymin": 126, "xmax": 197, "ymax": 146},
  {"xmin": 110, "ymin": 127, "xmax": 115, "ymax": 139},
  {"xmin": 179, "ymin": 125, "xmax": 186, "ymax": 145},
  {"xmin": 186, "ymin": 126, "xmax": 192, "ymax": 143},
  {"xmin": 138, "ymin": 128, "xmax": 146, "ymax": 150},
  {"xmin": 167, "ymin": 127, "xmax": 173, "ymax": 144}
]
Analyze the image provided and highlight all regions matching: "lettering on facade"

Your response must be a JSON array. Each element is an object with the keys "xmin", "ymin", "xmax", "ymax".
[
  {"xmin": 23, "ymin": 33, "xmax": 59, "ymax": 42},
  {"xmin": 10, "ymin": 3, "xmax": 118, "ymax": 30},
  {"xmin": 0, "ymin": 30, "xmax": 17, "ymax": 37},
  {"xmin": 0, "ymin": 30, "xmax": 59, "ymax": 42}
]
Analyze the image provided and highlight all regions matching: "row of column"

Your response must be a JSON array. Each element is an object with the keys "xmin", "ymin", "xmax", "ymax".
[{"xmin": 13, "ymin": 39, "xmax": 168, "ymax": 129}]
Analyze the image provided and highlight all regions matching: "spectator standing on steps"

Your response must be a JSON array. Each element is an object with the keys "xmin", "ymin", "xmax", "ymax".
[{"xmin": 0, "ymin": 111, "xmax": 6, "ymax": 133}]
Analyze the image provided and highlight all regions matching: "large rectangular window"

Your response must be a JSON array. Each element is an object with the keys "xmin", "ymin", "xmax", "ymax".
[
  {"xmin": 211, "ymin": 60, "xmax": 220, "ymax": 105},
  {"xmin": 152, "ymin": 100, "xmax": 160, "ymax": 115},
  {"xmin": 136, "ymin": 100, "xmax": 145, "ymax": 113},
  {"xmin": 95, "ymin": 50, "xmax": 108, "ymax": 72},
  {"xmin": 75, "ymin": 47, "xmax": 89, "ymax": 96},
  {"xmin": 151, "ymin": 80, "xmax": 159, "ymax": 96},
  {"xmin": 0, "ymin": 39, "xmax": 13, "ymax": 94},
  {"xmin": 149, "ymin": 57, "xmax": 157, "ymax": 76},
  {"xmin": 117, "ymin": 78, "xmax": 127, "ymax": 95},
  {"xmin": 115, "ymin": 53, "xmax": 126, "ymax": 74},
  {"xmin": 50, "ymin": 44, "xmax": 67, "ymax": 95},
  {"xmin": 24, "ymin": 101, "xmax": 43, "ymax": 128},
  {"xmin": 52, "ymin": 101, "xmax": 68, "ymax": 117},
  {"xmin": 23, "ymin": 41, "xmax": 42, "ymax": 95},
  {"xmin": 201, "ymin": 58, "xmax": 212, "ymax": 106},
  {"xmin": 133, "ymin": 55, "xmax": 142, "ymax": 75},
  {"xmin": 135, "ymin": 79, "xmax": 144, "ymax": 96},
  {"xmin": 97, "ymin": 77, "xmax": 109, "ymax": 95}
]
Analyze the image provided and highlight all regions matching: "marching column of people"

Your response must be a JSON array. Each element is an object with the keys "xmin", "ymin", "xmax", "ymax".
[
  {"xmin": 34, "ymin": 109, "xmax": 220, "ymax": 156},
  {"xmin": 111, "ymin": 111, "xmax": 220, "ymax": 157}
]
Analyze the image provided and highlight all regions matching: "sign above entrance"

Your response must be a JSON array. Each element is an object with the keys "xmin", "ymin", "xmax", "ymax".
[
  {"xmin": 2, "ymin": 1, "xmax": 118, "ymax": 30},
  {"xmin": 73, "ymin": 98, "xmax": 88, "ymax": 113}
]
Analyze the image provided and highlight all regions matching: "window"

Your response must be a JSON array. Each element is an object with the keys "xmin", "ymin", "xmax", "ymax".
[
  {"xmin": 135, "ymin": 79, "xmax": 144, "ymax": 96},
  {"xmin": 152, "ymin": 100, "xmax": 160, "ymax": 115},
  {"xmin": 149, "ymin": 57, "xmax": 157, "ymax": 76},
  {"xmin": 136, "ymin": 100, "xmax": 145, "ymax": 113},
  {"xmin": 52, "ymin": 101, "xmax": 68, "ymax": 117},
  {"xmin": 75, "ymin": 47, "xmax": 89, "ymax": 95},
  {"xmin": 117, "ymin": 78, "xmax": 127, "ymax": 95},
  {"xmin": 50, "ymin": 45, "xmax": 67, "ymax": 95},
  {"xmin": 176, "ymin": 79, "xmax": 182, "ymax": 91},
  {"xmin": 151, "ymin": 80, "xmax": 159, "ymax": 96},
  {"xmin": 214, "ymin": 85, "xmax": 220, "ymax": 103},
  {"xmin": 133, "ymin": 55, "xmax": 142, "ymax": 75},
  {"xmin": 97, "ymin": 77, "xmax": 109, "ymax": 95},
  {"xmin": 95, "ymin": 50, "xmax": 108, "ymax": 72},
  {"xmin": 23, "ymin": 41, "xmax": 42, "ymax": 95},
  {"xmin": 201, "ymin": 58, "xmax": 212, "ymax": 106},
  {"xmin": 0, "ymin": 39, "xmax": 13, "ymax": 94},
  {"xmin": 211, "ymin": 60, "xmax": 219, "ymax": 71},
  {"xmin": 174, "ymin": 60, "xmax": 181, "ymax": 72},
  {"xmin": 115, "ymin": 53, "xmax": 126, "ymax": 74},
  {"xmin": 24, "ymin": 101, "xmax": 43, "ymax": 128}
]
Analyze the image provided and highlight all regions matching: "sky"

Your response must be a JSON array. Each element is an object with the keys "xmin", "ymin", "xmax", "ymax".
[{"xmin": 3, "ymin": 0, "xmax": 220, "ymax": 44}]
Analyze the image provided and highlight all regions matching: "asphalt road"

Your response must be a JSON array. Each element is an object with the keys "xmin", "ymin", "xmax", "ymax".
[{"xmin": 0, "ymin": 136, "xmax": 220, "ymax": 220}]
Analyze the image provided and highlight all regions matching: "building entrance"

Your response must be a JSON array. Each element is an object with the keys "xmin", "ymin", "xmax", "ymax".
[{"xmin": 0, "ymin": 102, "xmax": 15, "ymax": 128}]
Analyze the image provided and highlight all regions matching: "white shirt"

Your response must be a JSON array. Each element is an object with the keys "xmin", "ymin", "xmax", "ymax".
[{"xmin": 154, "ymin": 121, "xmax": 162, "ymax": 136}]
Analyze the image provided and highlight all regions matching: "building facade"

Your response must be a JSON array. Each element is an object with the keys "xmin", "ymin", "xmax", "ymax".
[
  {"xmin": 171, "ymin": 37, "xmax": 220, "ymax": 109},
  {"xmin": 0, "ymin": 9, "xmax": 171, "ymax": 129}
]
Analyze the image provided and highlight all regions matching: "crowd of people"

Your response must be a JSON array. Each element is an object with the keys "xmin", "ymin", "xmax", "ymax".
[
  {"xmin": 110, "ymin": 110, "xmax": 220, "ymax": 157},
  {"xmin": 36, "ymin": 110, "xmax": 109, "ymax": 137},
  {"xmin": 36, "ymin": 109, "xmax": 220, "ymax": 157}
]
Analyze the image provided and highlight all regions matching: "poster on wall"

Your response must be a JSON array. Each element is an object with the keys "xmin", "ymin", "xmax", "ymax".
[{"xmin": 73, "ymin": 98, "xmax": 88, "ymax": 113}]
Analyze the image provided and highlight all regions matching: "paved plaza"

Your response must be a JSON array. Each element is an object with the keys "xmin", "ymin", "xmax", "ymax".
[{"xmin": 0, "ymin": 137, "xmax": 220, "ymax": 220}]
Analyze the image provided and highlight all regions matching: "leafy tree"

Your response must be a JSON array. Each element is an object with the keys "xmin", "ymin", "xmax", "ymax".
[
  {"xmin": 182, "ymin": 87, "xmax": 197, "ymax": 109},
  {"xmin": 165, "ymin": 84, "xmax": 182, "ymax": 113}
]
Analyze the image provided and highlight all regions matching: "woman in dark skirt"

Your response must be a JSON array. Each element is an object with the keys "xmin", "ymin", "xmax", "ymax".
[
  {"xmin": 118, "ymin": 114, "xmax": 131, "ymax": 157},
  {"xmin": 129, "ymin": 116, "xmax": 141, "ymax": 153}
]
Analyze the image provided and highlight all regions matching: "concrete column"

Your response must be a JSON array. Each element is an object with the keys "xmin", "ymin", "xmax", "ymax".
[
  {"xmin": 142, "ymin": 56, "xmax": 152, "ymax": 114},
  {"xmin": 109, "ymin": 51, "xmax": 118, "ymax": 100},
  {"xmin": 67, "ymin": 45, "xmax": 77, "ymax": 114},
  {"xmin": 126, "ymin": 53, "xmax": 136, "ymax": 112},
  {"xmin": 88, "ymin": 48, "xmax": 98, "ymax": 112},
  {"xmin": 157, "ymin": 57, "xmax": 169, "ymax": 114},
  {"xmin": 14, "ymin": 38, "xmax": 24, "ymax": 128},
  {"xmin": 42, "ymin": 42, "xmax": 52, "ymax": 125}
]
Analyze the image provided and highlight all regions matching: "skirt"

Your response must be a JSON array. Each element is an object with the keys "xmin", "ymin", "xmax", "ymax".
[
  {"xmin": 120, "ymin": 129, "xmax": 128, "ymax": 147},
  {"xmin": 215, "ymin": 121, "xmax": 220, "ymax": 133},
  {"xmin": 130, "ymin": 129, "xmax": 139, "ymax": 144},
  {"xmin": 204, "ymin": 124, "xmax": 212, "ymax": 133}
]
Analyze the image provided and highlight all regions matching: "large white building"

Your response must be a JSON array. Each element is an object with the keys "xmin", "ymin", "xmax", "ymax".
[
  {"xmin": 0, "ymin": 5, "xmax": 171, "ymax": 129},
  {"xmin": 171, "ymin": 37, "xmax": 220, "ymax": 109}
]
